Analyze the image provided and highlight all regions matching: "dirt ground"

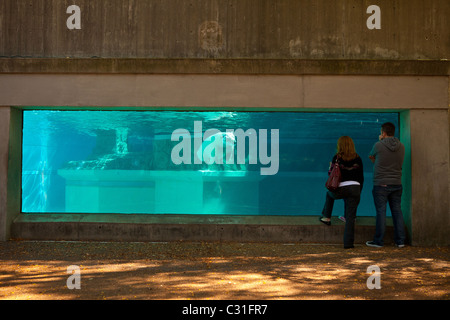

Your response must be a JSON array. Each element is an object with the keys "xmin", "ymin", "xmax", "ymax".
[{"xmin": 0, "ymin": 240, "xmax": 448, "ymax": 301}]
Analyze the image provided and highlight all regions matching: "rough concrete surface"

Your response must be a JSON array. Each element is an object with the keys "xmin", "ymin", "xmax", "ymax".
[{"xmin": 0, "ymin": 240, "xmax": 448, "ymax": 301}]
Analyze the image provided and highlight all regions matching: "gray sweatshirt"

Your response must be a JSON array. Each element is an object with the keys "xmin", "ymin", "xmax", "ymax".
[{"xmin": 369, "ymin": 137, "xmax": 405, "ymax": 186}]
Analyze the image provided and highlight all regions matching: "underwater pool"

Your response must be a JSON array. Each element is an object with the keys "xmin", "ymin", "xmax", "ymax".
[{"xmin": 22, "ymin": 110, "xmax": 398, "ymax": 216}]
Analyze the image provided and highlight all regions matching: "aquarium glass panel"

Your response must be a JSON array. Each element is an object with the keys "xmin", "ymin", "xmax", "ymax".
[{"xmin": 22, "ymin": 110, "xmax": 399, "ymax": 216}]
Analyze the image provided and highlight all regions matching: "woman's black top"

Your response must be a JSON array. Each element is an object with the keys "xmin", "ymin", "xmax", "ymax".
[{"xmin": 330, "ymin": 154, "xmax": 364, "ymax": 190}]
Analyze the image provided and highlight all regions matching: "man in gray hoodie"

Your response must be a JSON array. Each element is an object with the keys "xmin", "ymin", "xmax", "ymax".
[{"xmin": 366, "ymin": 122, "xmax": 406, "ymax": 248}]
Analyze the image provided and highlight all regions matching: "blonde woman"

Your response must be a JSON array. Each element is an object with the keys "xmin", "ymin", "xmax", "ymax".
[{"xmin": 319, "ymin": 136, "xmax": 364, "ymax": 249}]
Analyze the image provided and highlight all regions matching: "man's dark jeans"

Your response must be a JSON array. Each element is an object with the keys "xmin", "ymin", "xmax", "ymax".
[
  {"xmin": 372, "ymin": 185, "xmax": 406, "ymax": 246},
  {"xmin": 322, "ymin": 185, "xmax": 361, "ymax": 247}
]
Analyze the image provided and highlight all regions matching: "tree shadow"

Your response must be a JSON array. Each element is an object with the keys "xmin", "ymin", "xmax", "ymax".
[{"xmin": 0, "ymin": 241, "xmax": 448, "ymax": 300}]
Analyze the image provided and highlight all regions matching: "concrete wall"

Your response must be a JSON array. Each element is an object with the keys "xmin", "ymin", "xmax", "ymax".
[
  {"xmin": 0, "ymin": 0, "xmax": 449, "ymax": 245},
  {"xmin": 0, "ymin": 74, "xmax": 449, "ymax": 245},
  {"xmin": 0, "ymin": 74, "xmax": 447, "ymax": 109},
  {"xmin": 0, "ymin": 107, "xmax": 21, "ymax": 241},
  {"xmin": 0, "ymin": 108, "xmax": 11, "ymax": 241},
  {"xmin": 408, "ymin": 110, "xmax": 450, "ymax": 245},
  {"xmin": 1, "ymin": 0, "xmax": 449, "ymax": 59}
]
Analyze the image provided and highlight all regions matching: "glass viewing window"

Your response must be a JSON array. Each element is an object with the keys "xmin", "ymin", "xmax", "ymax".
[{"xmin": 22, "ymin": 110, "xmax": 399, "ymax": 216}]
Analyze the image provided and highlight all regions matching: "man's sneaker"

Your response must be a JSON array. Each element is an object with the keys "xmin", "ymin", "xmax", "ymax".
[
  {"xmin": 366, "ymin": 241, "xmax": 383, "ymax": 248},
  {"xmin": 395, "ymin": 244, "xmax": 405, "ymax": 248}
]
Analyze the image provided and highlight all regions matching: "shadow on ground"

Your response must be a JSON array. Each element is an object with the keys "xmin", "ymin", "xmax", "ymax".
[{"xmin": 0, "ymin": 241, "xmax": 448, "ymax": 300}]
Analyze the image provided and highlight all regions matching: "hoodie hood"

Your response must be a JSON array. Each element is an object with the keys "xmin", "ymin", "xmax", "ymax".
[{"xmin": 380, "ymin": 137, "xmax": 401, "ymax": 151}]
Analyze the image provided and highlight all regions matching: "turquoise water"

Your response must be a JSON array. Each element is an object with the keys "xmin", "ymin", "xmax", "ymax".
[{"xmin": 22, "ymin": 110, "xmax": 398, "ymax": 216}]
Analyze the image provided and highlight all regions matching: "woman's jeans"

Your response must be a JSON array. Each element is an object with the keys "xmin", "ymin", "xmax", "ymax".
[
  {"xmin": 322, "ymin": 185, "xmax": 360, "ymax": 247},
  {"xmin": 372, "ymin": 185, "xmax": 406, "ymax": 246}
]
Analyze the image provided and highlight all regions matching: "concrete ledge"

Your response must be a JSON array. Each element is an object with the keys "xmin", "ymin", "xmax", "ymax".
[
  {"xmin": 11, "ymin": 214, "xmax": 394, "ymax": 244},
  {"xmin": 0, "ymin": 58, "xmax": 448, "ymax": 75}
]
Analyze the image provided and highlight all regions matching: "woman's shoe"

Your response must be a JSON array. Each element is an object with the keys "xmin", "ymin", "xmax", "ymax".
[
  {"xmin": 319, "ymin": 217, "xmax": 331, "ymax": 226},
  {"xmin": 339, "ymin": 216, "xmax": 356, "ymax": 223}
]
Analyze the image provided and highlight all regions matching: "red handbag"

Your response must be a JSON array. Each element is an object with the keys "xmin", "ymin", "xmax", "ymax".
[{"xmin": 325, "ymin": 157, "xmax": 341, "ymax": 191}]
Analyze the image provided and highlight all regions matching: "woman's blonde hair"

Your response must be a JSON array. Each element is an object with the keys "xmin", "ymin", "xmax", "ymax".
[{"xmin": 336, "ymin": 136, "xmax": 358, "ymax": 161}]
